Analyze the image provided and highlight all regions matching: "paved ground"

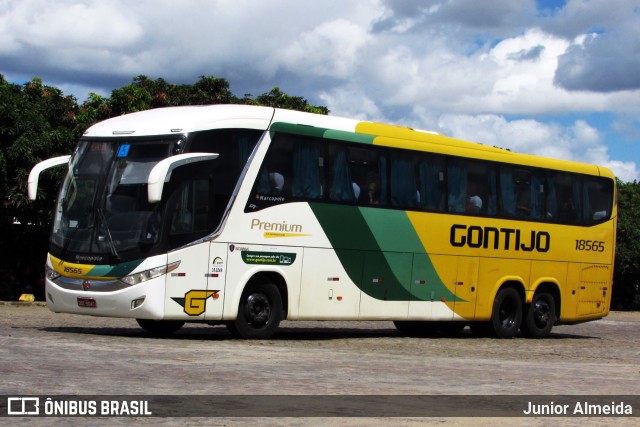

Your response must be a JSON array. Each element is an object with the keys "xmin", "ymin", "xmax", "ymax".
[{"xmin": 0, "ymin": 302, "xmax": 638, "ymax": 426}]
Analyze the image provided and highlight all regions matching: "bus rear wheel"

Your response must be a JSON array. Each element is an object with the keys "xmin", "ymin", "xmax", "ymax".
[
  {"xmin": 227, "ymin": 282, "xmax": 283, "ymax": 339},
  {"xmin": 136, "ymin": 319, "xmax": 185, "ymax": 335},
  {"xmin": 521, "ymin": 291, "xmax": 556, "ymax": 338},
  {"xmin": 490, "ymin": 287, "xmax": 522, "ymax": 338}
]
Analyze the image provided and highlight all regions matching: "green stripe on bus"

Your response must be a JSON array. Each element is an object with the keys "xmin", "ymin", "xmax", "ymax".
[
  {"xmin": 309, "ymin": 203, "xmax": 461, "ymax": 302},
  {"xmin": 87, "ymin": 259, "xmax": 144, "ymax": 278},
  {"xmin": 323, "ymin": 129, "xmax": 375, "ymax": 144},
  {"xmin": 270, "ymin": 122, "xmax": 326, "ymax": 138},
  {"xmin": 270, "ymin": 122, "xmax": 375, "ymax": 145},
  {"xmin": 359, "ymin": 208, "xmax": 424, "ymax": 253}
]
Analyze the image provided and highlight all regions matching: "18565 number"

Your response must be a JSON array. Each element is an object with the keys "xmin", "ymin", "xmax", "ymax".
[{"xmin": 575, "ymin": 240, "xmax": 605, "ymax": 252}]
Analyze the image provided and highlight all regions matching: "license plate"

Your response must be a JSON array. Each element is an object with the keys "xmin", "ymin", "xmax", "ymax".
[{"xmin": 77, "ymin": 297, "xmax": 97, "ymax": 308}]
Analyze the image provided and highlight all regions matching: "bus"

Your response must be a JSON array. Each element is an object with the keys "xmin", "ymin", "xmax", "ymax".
[{"xmin": 28, "ymin": 105, "xmax": 616, "ymax": 339}]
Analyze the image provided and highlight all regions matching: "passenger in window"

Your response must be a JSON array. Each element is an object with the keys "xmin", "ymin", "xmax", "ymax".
[
  {"xmin": 466, "ymin": 195, "xmax": 483, "ymax": 214},
  {"xmin": 269, "ymin": 172, "xmax": 285, "ymax": 195},
  {"xmin": 464, "ymin": 182, "xmax": 483, "ymax": 214},
  {"xmin": 367, "ymin": 175, "xmax": 381, "ymax": 205}
]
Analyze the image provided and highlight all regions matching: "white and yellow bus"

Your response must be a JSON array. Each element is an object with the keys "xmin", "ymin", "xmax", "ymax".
[{"xmin": 28, "ymin": 105, "xmax": 616, "ymax": 338}]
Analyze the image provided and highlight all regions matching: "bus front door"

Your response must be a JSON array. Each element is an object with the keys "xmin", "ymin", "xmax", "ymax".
[{"xmin": 164, "ymin": 242, "xmax": 226, "ymax": 321}]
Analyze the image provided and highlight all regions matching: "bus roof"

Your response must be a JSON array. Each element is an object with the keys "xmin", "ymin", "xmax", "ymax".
[
  {"xmin": 83, "ymin": 104, "xmax": 613, "ymax": 178},
  {"xmin": 83, "ymin": 105, "xmax": 277, "ymax": 136}
]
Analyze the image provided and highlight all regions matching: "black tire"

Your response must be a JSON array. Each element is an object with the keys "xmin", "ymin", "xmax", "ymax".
[
  {"xmin": 227, "ymin": 282, "xmax": 283, "ymax": 339},
  {"xmin": 521, "ymin": 291, "xmax": 556, "ymax": 338},
  {"xmin": 136, "ymin": 319, "xmax": 185, "ymax": 335},
  {"xmin": 490, "ymin": 287, "xmax": 523, "ymax": 338}
]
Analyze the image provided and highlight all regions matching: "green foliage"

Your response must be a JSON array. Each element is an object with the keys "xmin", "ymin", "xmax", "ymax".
[
  {"xmin": 75, "ymin": 92, "xmax": 110, "ymax": 135},
  {"xmin": 109, "ymin": 81, "xmax": 154, "ymax": 116},
  {"xmin": 254, "ymin": 87, "xmax": 330, "ymax": 114},
  {"xmin": 0, "ymin": 77, "xmax": 76, "ymax": 233},
  {"xmin": 613, "ymin": 179, "xmax": 640, "ymax": 309}
]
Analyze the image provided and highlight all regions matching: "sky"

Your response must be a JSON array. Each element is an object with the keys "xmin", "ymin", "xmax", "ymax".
[{"xmin": 1, "ymin": 0, "xmax": 639, "ymax": 181}]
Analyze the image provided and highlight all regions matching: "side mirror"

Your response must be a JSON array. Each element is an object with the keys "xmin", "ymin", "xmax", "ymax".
[
  {"xmin": 28, "ymin": 155, "xmax": 71, "ymax": 200},
  {"xmin": 147, "ymin": 153, "xmax": 219, "ymax": 203}
]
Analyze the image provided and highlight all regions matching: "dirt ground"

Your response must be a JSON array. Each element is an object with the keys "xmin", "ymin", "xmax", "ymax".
[{"xmin": 0, "ymin": 302, "xmax": 638, "ymax": 426}]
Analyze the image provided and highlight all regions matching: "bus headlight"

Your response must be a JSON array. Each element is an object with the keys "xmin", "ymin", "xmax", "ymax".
[
  {"xmin": 120, "ymin": 261, "xmax": 181, "ymax": 286},
  {"xmin": 45, "ymin": 264, "xmax": 60, "ymax": 281}
]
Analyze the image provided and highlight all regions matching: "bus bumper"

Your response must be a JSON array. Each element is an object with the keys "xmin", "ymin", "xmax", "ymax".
[{"xmin": 44, "ymin": 276, "xmax": 166, "ymax": 320}]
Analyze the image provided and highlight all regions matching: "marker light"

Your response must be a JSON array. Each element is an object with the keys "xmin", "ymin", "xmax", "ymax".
[
  {"xmin": 120, "ymin": 261, "xmax": 181, "ymax": 286},
  {"xmin": 131, "ymin": 297, "xmax": 146, "ymax": 310}
]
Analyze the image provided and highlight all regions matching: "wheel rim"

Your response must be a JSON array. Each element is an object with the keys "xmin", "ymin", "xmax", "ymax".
[
  {"xmin": 532, "ymin": 298, "xmax": 551, "ymax": 329},
  {"xmin": 244, "ymin": 293, "xmax": 271, "ymax": 328}
]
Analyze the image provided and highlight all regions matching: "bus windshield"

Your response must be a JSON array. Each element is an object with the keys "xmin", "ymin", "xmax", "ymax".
[
  {"xmin": 51, "ymin": 138, "xmax": 178, "ymax": 262},
  {"xmin": 50, "ymin": 129, "xmax": 263, "ymax": 264}
]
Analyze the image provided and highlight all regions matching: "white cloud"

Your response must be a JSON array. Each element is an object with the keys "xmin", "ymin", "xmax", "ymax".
[
  {"xmin": 604, "ymin": 160, "xmax": 639, "ymax": 183},
  {"xmin": 0, "ymin": 0, "xmax": 142, "ymax": 52},
  {"xmin": 277, "ymin": 20, "xmax": 370, "ymax": 78},
  {"xmin": 320, "ymin": 85, "xmax": 385, "ymax": 122}
]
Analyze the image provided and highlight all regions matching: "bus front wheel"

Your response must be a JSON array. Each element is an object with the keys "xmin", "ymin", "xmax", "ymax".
[
  {"xmin": 521, "ymin": 291, "xmax": 556, "ymax": 338},
  {"xmin": 490, "ymin": 287, "xmax": 523, "ymax": 338},
  {"xmin": 227, "ymin": 282, "xmax": 282, "ymax": 339}
]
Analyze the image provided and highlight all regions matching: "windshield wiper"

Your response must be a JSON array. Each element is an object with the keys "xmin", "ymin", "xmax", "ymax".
[{"xmin": 96, "ymin": 208, "xmax": 120, "ymax": 261}]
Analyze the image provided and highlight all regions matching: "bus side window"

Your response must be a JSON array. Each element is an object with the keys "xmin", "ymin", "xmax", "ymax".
[
  {"xmin": 328, "ymin": 146, "xmax": 357, "ymax": 203},
  {"xmin": 511, "ymin": 168, "xmax": 545, "ymax": 220},
  {"xmin": 417, "ymin": 154, "xmax": 445, "ymax": 212},
  {"xmin": 498, "ymin": 165, "xmax": 515, "ymax": 216},
  {"xmin": 464, "ymin": 160, "xmax": 495, "ymax": 216},
  {"xmin": 349, "ymin": 145, "xmax": 387, "ymax": 206},
  {"xmin": 291, "ymin": 138, "xmax": 323, "ymax": 200},
  {"xmin": 548, "ymin": 172, "xmax": 582, "ymax": 225},
  {"xmin": 247, "ymin": 134, "xmax": 293, "ymax": 211},
  {"xmin": 390, "ymin": 151, "xmax": 418, "ymax": 208},
  {"xmin": 584, "ymin": 177, "xmax": 612, "ymax": 225},
  {"xmin": 447, "ymin": 159, "xmax": 468, "ymax": 213}
]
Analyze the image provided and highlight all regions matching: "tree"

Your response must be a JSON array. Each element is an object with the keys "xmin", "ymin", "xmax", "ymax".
[
  {"xmin": 109, "ymin": 79, "xmax": 154, "ymax": 116},
  {"xmin": 108, "ymin": 75, "xmax": 239, "ymax": 113},
  {"xmin": 253, "ymin": 87, "xmax": 329, "ymax": 114},
  {"xmin": 1, "ymin": 77, "xmax": 77, "ymax": 229},
  {"xmin": 613, "ymin": 179, "xmax": 640, "ymax": 309},
  {"xmin": 0, "ymin": 76, "xmax": 79, "ymax": 299},
  {"xmin": 75, "ymin": 92, "xmax": 111, "ymax": 134}
]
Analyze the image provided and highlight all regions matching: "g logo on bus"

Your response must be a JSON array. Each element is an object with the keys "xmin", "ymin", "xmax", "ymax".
[
  {"xmin": 82, "ymin": 280, "xmax": 91, "ymax": 290},
  {"xmin": 171, "ymin": 290, "xmax": 220, "ymax": 316}
]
